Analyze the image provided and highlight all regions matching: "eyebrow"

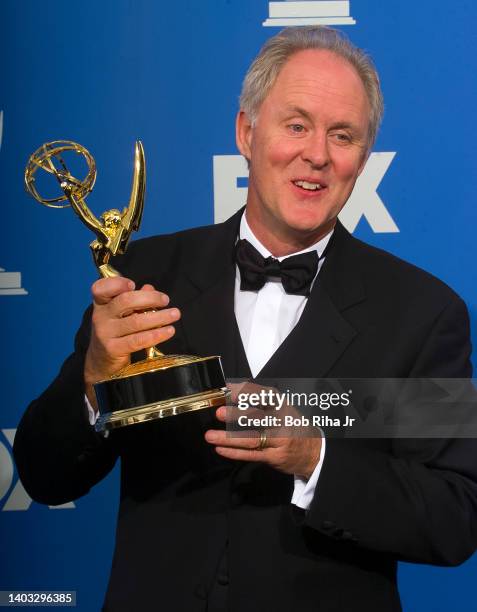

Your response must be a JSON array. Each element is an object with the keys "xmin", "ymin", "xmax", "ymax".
[
  {"xmin": 287, "ymin": 106, "xmax": 314, "ymax": 123},
  {"xmin": 329, "ymin": 121, "xmax": 357, "ymax": 132},
  {"xmin": 286, "ymin": 106, "xmax": 361, "ymax": 134}
]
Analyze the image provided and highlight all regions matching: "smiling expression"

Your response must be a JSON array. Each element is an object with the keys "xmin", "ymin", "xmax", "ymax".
[{"xmin": 236, "ymin": 49, "xmax": 371, "ymax": 256}]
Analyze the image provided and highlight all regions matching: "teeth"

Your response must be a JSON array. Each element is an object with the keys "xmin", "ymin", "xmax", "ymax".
[{"xmin": 294, "ymin": 180, "xmax": 323, "ymax": 191}]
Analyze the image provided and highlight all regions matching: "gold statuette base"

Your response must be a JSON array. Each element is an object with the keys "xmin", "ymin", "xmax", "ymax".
[{"xmin": 95, "ymin": 387, "xmax": 230, "ymax": 432}]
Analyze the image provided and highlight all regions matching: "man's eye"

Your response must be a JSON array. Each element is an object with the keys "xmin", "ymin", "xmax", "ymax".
[
  {"xmin": 332, "ymin": 132, "xmax": 352, "ymax": 143},
  {"xmin": 288, "ymin": 124, "xmax": 305, "ymax": 133}
]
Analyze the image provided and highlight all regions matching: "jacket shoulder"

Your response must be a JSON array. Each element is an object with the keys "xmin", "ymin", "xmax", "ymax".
[
  {"xmin": 346, "ymin": 233, "xmax": 464, "ymax": 304},
  {"xmin": 110, "ymin": 219, "xmax": 230, "ymax": 283}
]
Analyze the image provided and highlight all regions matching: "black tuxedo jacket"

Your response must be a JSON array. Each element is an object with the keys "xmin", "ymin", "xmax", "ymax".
[{"xmin": 14, "ymin": 210, "xmax": 477, "ymax": 612}]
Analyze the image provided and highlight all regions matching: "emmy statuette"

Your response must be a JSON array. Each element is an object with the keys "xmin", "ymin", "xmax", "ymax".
[{"xmin": 25, "ymin": 141, "xmax": 229, "ymax": 432}]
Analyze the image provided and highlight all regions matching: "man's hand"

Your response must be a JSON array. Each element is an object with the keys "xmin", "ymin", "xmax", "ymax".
[
  {"xmin": 205, "ymin": 384, "xmax": 322, "ymax": 480},
  {"xmin": 84, "ymin": 277, "xmax": 181, "ymax": 410}
]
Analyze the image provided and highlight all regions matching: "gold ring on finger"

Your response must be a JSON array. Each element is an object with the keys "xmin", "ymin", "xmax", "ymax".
[{"xmin": 257, "ymin": 430, "xmax": 267, "ymax": 451}]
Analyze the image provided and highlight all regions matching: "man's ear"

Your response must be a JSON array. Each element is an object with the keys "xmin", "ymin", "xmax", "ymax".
[{"xmin": 236, "ymin": 110, "xmax": 253, "ymax": 160}]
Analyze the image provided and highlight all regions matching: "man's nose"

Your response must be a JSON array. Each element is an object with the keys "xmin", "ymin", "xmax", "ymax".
[{"xmin": 300, "ymin": 132, "xmax": 330, "ymax": 169}]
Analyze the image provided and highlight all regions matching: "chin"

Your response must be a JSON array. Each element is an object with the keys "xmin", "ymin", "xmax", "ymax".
[{"xmin": 281, "ymin": 209, "xmax": 335, "ymax": 237}]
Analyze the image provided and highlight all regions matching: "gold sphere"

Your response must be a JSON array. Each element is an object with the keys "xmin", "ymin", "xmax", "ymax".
[{"xmin": 25, "ymin": 140, "xmax": 97, "ymax": 209}]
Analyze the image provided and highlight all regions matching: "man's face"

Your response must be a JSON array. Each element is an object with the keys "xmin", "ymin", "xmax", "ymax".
[{"xmin": 236, "ymin": 49, "xmax": 371, "ymax": 253}]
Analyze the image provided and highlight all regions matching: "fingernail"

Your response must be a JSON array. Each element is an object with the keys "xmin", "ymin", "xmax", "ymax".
[
  {"xmin": 127, "ymin": 280, "xmax": 135, "ymax": 290},
  {"xmin": 164, "ymin": 326, "xmax": 174, "ymax": 335},
  {"xmin": 206, "ymin": 431, "xmax": 218, "ymax": 442},
  {"xmin": 161, "ymin": 294, "xmax": 170, "ymax": 306},
  {"xmin": 170, "ymin": 308, "xmax": 179, "ymax": 318}
]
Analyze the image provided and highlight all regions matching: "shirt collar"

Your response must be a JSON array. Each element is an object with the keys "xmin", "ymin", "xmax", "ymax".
[{"xmin": 239, "ymin": 211, "xmax": 333, "ymax": 262}]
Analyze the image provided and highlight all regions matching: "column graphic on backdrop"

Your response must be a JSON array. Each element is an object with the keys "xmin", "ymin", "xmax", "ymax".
[
  {"xmin": 0, "ymin": 268, "xmax": 28, "ymax": 295},
  {"xmin": 0, "ymin": 111, "xmax": 28, "ymax": 296},
  {"xmin": 263, "ymin": 1, "xmax": 356, "ymax": 27},
  {"xmin": 0, "ymin": 430, "xmax": 74, "ymax": 511},
  {"xmin": 213, "ymin": 152, "xmax": 399, "ymax": 233}
]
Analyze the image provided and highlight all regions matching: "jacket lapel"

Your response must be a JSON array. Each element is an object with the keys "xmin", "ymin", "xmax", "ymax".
[
  {"xmin": 175, "ymin": 209, "xmax": 251, "ymax": 379},
  {"xmin": 257, "ymin": 221, "xmax": 366, "ymax": 378}
]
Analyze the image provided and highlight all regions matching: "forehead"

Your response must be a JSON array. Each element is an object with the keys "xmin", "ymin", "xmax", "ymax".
[{"xmin": 262, "ymin": 49, "xmax": 370, "ymax": 122}]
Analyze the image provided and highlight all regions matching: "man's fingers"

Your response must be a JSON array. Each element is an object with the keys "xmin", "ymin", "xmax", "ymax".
[
  {"xmin": 214, "ymin": 446, "xmax": 268, "ymax": 462},
  {"xmin": 204, "ymin": 428, "xmax": 321, "ymax": 477},
  {"xmin": 215, "ymin": 406, "xmax": 229, "ymax": 421},
  {"xmin": 92, "ymin": 279, "xmax": 169, "ymax": 312},
  {"xmin": 205, "ymin": 429, "xmax": 275, "ymax": 450},
  {"xmin": 215, "ymin": 405, "xmax": 274, "ymax": 424},
  {"xmin": 114, "ymin": 307, "xmax": 181, "ymax": 338},
  {"xmin": 107, "ymin": 325, "xmax": 176, "ymax": 356},
  {"xmin": 92, "ymin": 277, "xmax": 136, "ymax": 305},
  {"xmin": 87, "ymin": 277, "xmax": 178, "ymax": 379},
  {"xmin": 227, "ymin": 382, "xmax": 253, "ymax": 403},
  {"xmin": 112, "ymin": 289, "xmax": 170, "ymax": 318}
]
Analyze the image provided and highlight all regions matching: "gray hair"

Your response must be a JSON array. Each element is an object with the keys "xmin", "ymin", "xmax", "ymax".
[{"xmin": 239, "ymin": 26, "xmax": 384, "ymax": 149}]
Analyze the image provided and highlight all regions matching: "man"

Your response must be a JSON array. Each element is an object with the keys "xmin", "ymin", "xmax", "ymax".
[{"xmin": 14, "ymin": 26, "xmax": 477, "ymax": 611}]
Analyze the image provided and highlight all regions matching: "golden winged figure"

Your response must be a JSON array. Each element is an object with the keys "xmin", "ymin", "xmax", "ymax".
[{"xmin": 25, "ymin": 140, "xmax": 146, "ymax": 278}]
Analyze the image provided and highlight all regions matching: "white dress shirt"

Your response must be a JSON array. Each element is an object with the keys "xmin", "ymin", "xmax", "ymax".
[{"xmin": 235, "ymin": 213, "xmax": 331, "ymax": 509}]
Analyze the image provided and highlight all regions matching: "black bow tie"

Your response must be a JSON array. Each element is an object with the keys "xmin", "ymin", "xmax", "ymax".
[{"xmin": 235, "ymin": 239, "xmax": 319, "ymax": 296}]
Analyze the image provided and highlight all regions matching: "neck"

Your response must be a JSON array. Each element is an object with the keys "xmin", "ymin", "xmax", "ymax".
[{"xmin": 245, "ymin": 208, "xmax": 335, "ymax": 257}]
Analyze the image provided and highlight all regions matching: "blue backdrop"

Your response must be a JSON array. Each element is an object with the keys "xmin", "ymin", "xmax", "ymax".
[{"xmin": 1, "ymin": 1, "xmax": 476, "ymax": 609}]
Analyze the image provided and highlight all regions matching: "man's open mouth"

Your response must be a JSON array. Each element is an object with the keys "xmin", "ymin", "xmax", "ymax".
[{"xmin": 292, "ymin": 180, "xmax": 325, "ymax": 192}]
